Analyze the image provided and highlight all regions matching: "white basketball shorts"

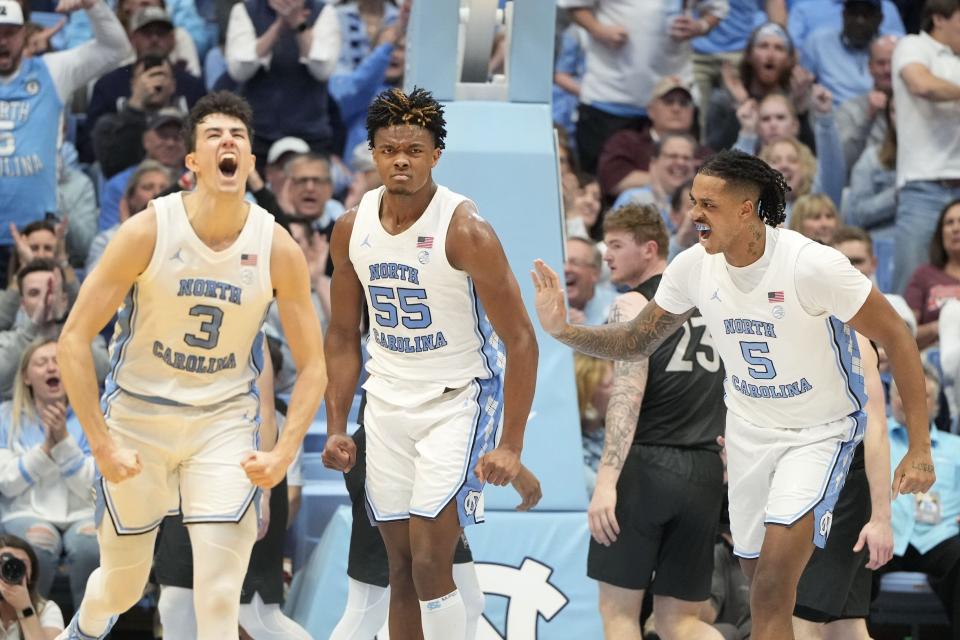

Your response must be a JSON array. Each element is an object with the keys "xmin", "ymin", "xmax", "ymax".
[
  {"xmin": 95, "ymin": 390, "xmax": 261, "ymax": 535},
  {"xmin": 364, "ymin": 376, "xmax": 503, "ymax": 527},
  {"xmin": 725, "ymin": 409, "xmax": 865, "ymax": 558}
]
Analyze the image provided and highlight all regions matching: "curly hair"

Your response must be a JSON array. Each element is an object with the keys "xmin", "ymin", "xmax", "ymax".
[
  {"xmin": 184, "ymin": 91, "xmax": 254, "ymax": 152},
  {"xmin": 366, "ymin": 87, "xmax": 447, "ymax": 149},
  {"xmin": 697, "ymin": 149, "xmax": 791, "ymax": 227}
]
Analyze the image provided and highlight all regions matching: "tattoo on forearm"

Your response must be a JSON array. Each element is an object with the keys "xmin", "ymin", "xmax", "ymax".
[
  {"xmin": 600, "ymin": 359, "xmax": 648, "ymax": 470},
  {"xmin": 911, "ymin": 462, "xmax": 935, "ymax": 473},
  {"xmin": 560, "ymin": 306, "xmax": 689, "ymax": 361}
]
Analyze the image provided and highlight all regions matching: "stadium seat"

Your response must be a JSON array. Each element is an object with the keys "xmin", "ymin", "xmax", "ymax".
[
  {"xmin": 870, "ymin": 571, "xmax": 950, "ymax": 638},
  {"xmin": 289, "ymin": 480, "xmax": 351, "ymax": 572}
]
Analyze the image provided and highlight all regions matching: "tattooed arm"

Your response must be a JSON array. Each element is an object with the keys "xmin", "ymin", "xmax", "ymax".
[
  {"xmin": 558, "ymin": 299, "xmax": 692, "ymax": 361},
  {"xmin": 532, "ymin": 259, "xmax": 691, "ymax": 361},
  {"xmin": 587, "ymin": 293, "xmax": 651, "ymax": 545}
]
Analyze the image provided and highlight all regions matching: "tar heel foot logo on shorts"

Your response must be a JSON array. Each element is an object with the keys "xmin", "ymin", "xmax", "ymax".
[
  {"xmin": 464, "ymin": 490, "xmax": 484, "ymax": 522},
  {"xmin": 474, "ymin": 558, "xmax": 569, "ymax": 639},
  {"xmin": 819, "ymin": 511, "xmax": 833, "ymax": 538}
]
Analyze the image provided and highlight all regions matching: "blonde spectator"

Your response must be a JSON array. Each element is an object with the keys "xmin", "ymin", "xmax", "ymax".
[
  {"xmin": 0, "ymin": 340, "xmax": 98, "ymax": 611},
  {"xmin": 789, "ymin": 193, "xmax": 840, "ymax": 244},
  {"xmin": 575, "ymin": 353, "xmax": 613, "ymax": 495}
]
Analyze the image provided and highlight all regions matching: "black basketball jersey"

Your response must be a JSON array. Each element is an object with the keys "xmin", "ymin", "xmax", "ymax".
[{"xmin": 632, "ymin": 274, "xmax": 726, "ymax": 450}]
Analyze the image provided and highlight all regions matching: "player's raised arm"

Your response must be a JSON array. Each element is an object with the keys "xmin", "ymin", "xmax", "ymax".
[
  {"xmin": 58, "ymin": 208, "xmax": 157, "ymax": 482},
  {"xmin": 531, "ymin": 259, "xmax": 691, "ymax": 361},
  {"xmin": 447, "ymin": 202, "xmax": 538, "ymax": 486},
  {"xmin": 848, "ymin": 288, "xmax": 935, "ymax": 495},
  {"xmin": 252, "ymin": 223, "xmax": 327, "ymax": 488},
  {"xmin": 321, "ymin": 210, "xmax": 364, "ymax": 472}
]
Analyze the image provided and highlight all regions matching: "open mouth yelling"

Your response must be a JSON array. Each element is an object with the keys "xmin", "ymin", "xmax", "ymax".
[
  {"xmin": 696, "ymin": 222, "xmax": 712, "ymax": 241},
  {"xmin": 218, "ymin": 154, "xmax": 238, "ymax": 179},
  {"xmin": 45, "ymin": 376, "xmax": 61, "ymax": 392}
]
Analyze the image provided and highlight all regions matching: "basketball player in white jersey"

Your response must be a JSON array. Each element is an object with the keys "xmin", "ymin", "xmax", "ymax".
[
  {"xmin": 322, "ymin": 87, "xmax": 539, "ymax": 640},
  {"xmin": 56, "ymin": 92, "xmax": 326, "ymax": 640},
  {"xmin": 532, "ymin": 150, "xmax": 935, "ymax": 640}
]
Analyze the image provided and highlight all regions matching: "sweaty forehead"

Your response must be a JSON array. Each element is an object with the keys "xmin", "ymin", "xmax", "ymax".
[{"xmin": 373, "ymin": 125, "xmax": 434, "ymax": 147}]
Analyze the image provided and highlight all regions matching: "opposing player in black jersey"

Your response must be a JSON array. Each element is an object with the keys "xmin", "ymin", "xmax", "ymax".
[{"xmin": 587, "ymin": 204, "xmax": 727, "ymax": 640}]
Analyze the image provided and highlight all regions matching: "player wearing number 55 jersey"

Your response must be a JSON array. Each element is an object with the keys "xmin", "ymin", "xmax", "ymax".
[
  {"xmin": 533, "ymin": 150, "xmax": 935, "ymax": 640},
  {"xmin": 586, "ymin": 204, "xmax": 727, "ymax": 640},
  {"xmin": 56, "ymin": 92, "xmax": 326, "ymax": 640},
  {"xmin": 322, "ymin": 88, "xmax": 538, "ymax": 640}
]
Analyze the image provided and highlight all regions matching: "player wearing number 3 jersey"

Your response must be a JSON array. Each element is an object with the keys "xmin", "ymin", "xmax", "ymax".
[
  {"xmin": 533, "ymin": 150, "xmax": 936, "ymax": 640},
  {"xmin": 56, "ymin": 92, "xmax": 326, "ymax": 640},
  {"xmin": 322, "ymin": 88, "xmax": 538, "ymax": 640}
]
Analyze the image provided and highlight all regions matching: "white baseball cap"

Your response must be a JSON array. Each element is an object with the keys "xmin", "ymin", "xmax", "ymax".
[
  {"xmin": 267, "ymin": 137, "xmax": 310, "ymax": 166},
  {"xmin": 0, "ymin": 0, "xmax": 25, "ymax": 27}
]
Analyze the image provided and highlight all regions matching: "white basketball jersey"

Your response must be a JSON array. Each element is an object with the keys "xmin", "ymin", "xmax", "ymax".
[
  {"xmin": 105, "ymin": 193, "xmax": 275, "ymax": 407},
  {"xmin": 696, "ymin": 229, "xmax": 866, "ymax": 428},
  {"xmin": 350, "ymin": 185, "xmax": 504, "ymax": 406}
]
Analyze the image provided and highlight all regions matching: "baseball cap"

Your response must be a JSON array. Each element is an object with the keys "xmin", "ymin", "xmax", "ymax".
[
  {"xmin": 650, "ymin": 76, "xmax": 693, "ymax": 102},
  {"xmin": 129, "ymin": 6, "xmax": 173, "ymax": 33},
  {"xmin": 146, "ymin": 107, "xmax": 185, "ymax": 130},
  {"xmin": 0, "ymin": 0, "xmax": 24, "ymax": 27},
  {"xmin": 267, "ymin": 136, "xmax": 310, "ymax": 165}
]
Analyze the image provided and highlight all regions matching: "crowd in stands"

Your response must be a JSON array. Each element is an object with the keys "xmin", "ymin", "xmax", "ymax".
[{"xmin": 0, "ymin": 0, "xmax": 959, "ymax": 636}]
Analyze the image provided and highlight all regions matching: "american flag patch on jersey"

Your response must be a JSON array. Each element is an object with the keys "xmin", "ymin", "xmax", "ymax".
[
  {"xmin": 241, "ymin": 253, "xmax": 258, "ymax": 266},
  {"xmin": 767, "ymin": 291, "xmax": 784, "ymax": 303},
  {"xmin": 416, "ymin": 236, "xmax": 433, "ymax": 249}
]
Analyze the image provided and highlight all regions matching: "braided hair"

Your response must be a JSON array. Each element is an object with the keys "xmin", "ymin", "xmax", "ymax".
[
  {"xmin": 366, "ymin": 87, "xmax": 447, "ymax": 150},
  {"xmin": 697, "ymin": 150, "xmax": 790, "ymax": 227}
]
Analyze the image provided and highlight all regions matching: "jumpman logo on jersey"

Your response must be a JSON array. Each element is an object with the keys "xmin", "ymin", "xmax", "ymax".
[
  {"xmin": 169, "ymin": 248, "xmax": 185, "ymax": 263},
  {"xmin": 710, "ymin": 288, "xmax": 721, "ymax": 302},
  {"xmin": 360, "ymin": 234, "xmax": 372, "ymax": 248}
]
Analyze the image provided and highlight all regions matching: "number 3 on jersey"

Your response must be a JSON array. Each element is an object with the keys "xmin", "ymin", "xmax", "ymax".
[
  {"xmin": 184, "ymin": 304, "xmax": 223, "ymax": 349},
  {"xmin": 369, "ymin": 286, "xmax": 433, "ymax": 329},
  {"xmin": 665, "ymin": 316, "xmax": 720, "ymax": 372}
]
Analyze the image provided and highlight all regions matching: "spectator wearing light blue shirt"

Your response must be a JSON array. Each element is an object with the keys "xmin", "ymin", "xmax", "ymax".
[
  {"xmin": 552, "ymin": 23, "xmax": 588, "ymax": 143},
  {"xmin": 800, "ymin": 0, "xmax": 883, "ymax": 106},
  {"xmin": 882, "ymin": 367, "xmax": 960, "ymax": 629},
  {"xmin": 787, "ymin": 0, "xmax": 903, "ymax": 53}
]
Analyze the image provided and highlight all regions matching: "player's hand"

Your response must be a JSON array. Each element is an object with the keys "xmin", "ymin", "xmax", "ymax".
[
  {"xmin": 256, "ymin": 489, "xmax": 271, "ymax": 541},
  {"xmin": 321, "ymin": 434, "xmax": 356, "ymax": 472},
  {"xmin": 588, "ymin": 480, "xmax": 620, "ymax": 546},
  {"xmin": 892, "ymin": 446, "xmax": 936, "ymax": 495},
  {"xmin": 241, "ymin": 450, "xmax": 289, "ymax": 489},
  {"xmin": 853, "ymin": 517, "xmax": 893, "ymax": 570},
  {"xmin": 531, "ymin": 259, "xmax": 570, "ymax": 338},
  {"xmin": 97, "ymin": 443, "xmax": 142, "ymax": 484},
  {"xmin": 475, "ymin": 446, "xmax": 521, "ymax": 486},
  {"xmin": 511, "ymin": 465, "xmax": 542, "ymax": 511}
]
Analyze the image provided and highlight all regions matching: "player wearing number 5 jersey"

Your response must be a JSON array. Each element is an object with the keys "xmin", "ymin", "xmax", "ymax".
[
  {"xmin": 533, "ymin": 150, "xmax": 935, "ymax": 640},
  {"xmin": 322, "ymin": 88, "xmax": 538, "ymax": 640},
  {"xmin": 586, "ymin": 204, "xmax": 727, "ymax": 640},
  {"xmin": 56, "ymin": 92, "xmax": 326, "ymax": 640}
]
